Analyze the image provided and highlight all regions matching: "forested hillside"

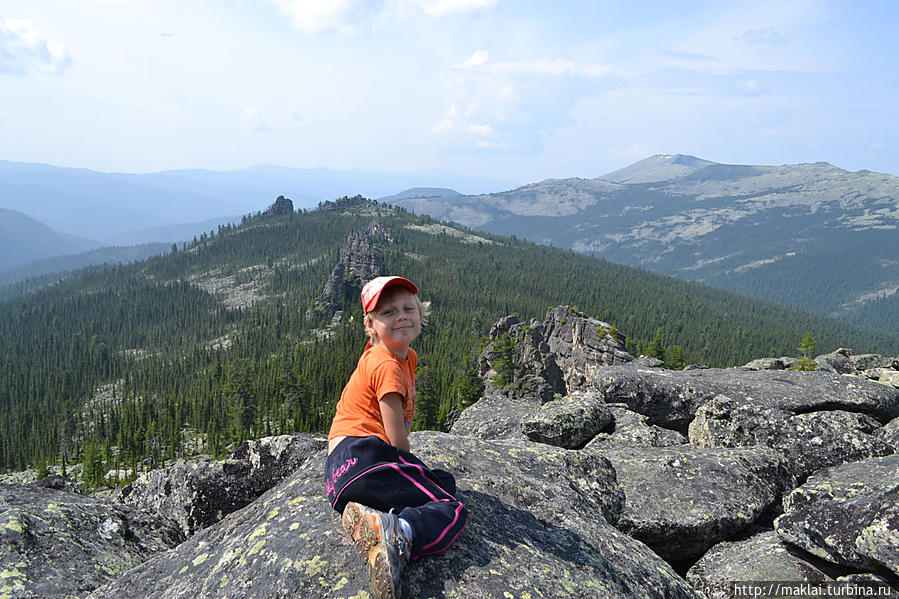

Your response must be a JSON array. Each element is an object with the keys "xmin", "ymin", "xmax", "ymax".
[{"xmin": 2, "ymin": 197, "xmax": 897, "ymax": 480}]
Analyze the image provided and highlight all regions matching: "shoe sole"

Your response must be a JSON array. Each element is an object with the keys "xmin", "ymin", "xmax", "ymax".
[{"xmin": 342, "ymin": 503, "xmax": 398, "ymax": 599}]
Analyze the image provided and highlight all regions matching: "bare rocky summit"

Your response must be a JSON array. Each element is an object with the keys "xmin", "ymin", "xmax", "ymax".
[{"xmin": 4, "ymin": 307, "xmax": 899, "ymax": 598}]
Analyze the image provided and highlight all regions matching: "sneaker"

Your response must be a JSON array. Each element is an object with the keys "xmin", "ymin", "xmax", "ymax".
[{"xmin": 342, "ymin": 502, "xmax": 411, "ymax": 599}]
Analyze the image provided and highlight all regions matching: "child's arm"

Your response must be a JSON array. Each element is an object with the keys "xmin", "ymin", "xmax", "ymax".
[{"xmin": 379, "ymin": 392, "xmax": 410, "ymax": 452}]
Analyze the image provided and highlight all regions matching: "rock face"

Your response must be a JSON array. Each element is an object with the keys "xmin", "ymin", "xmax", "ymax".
[
  {"xmin": 119, "ymin": 434, "xmax": 325, "ymax": 536},
  {"xmin": 775, "ymin": 455, "xmax": 899, "ymax": 577},
  {"xmin": 478, "ymin": 306, "xmax": 633, "ymax": 401},
  {"xmin": 262, "ymin": 195, "xmax": 294, "ymax": 217},
  {"xmin": 0, "ymin": 483, "xmax": 183, "ymax": 598},
  {"xmin": 306, "ymin": 219, "xmax": 394, "ymax": 319},
  {"xmin": 6, "ymin": 310, "xmax": 899, "ymax": 598}
]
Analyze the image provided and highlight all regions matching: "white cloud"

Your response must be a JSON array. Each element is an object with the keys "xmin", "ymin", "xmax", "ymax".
[
  {"xmin": 458, "ymin": 50, "xmax": 489, "ymax": 69},
  {"xmin": 425, "ymin": 103, "xmax": 503, "ymax": 149},
  {"xmin": 263, "ymin": 0, "xmax": 380, "ymax": 33},
  {"xmin": 456, "ymin": 53, "xmax": 616, "ymax": 79},
  {"xmin": 406, "ymin": 0, "xmax": 499, "ymax": 17},
  {"xmin": 241, "ymin": 107, "xmax": 274, "ymax": 133},
  {"xmin": 0, "ymin": 18, "xmax": 72, "ymax": 76}
]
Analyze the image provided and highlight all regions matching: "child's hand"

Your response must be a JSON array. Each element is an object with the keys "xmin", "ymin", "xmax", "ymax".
[{"xmin": 379, "ymin": 393, "xmax": 410, "ymax": 452}]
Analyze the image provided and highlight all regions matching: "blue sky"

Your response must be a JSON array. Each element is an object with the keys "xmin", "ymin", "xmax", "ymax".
[{"xmin": 1, "ymin": 0, "xmax": 897, "ymax": 187}]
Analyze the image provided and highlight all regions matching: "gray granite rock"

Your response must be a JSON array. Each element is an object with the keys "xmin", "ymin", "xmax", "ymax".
[
  {"xmin": 689, "ymin": 396, "xmax": 894, "ymax": 480},
  {"xmin": 775, "ymin": 454, "xmax": 899, "ymax": 577},
  {"xmin": 814, "ymin": 348, "xmax": 855, "ymax": 374},
  {"xmin": 687, "ymin": 531, "xmax": 831, "ymax": 599},
  {"xmin": 89, "ymin": 432, "xmax": 700, "ymax": 599},
  {"xmin": 478, "ymin": 307, "xmax": 633, "ymax": 401},
  {"xmin": 119, "ymin": 433, "xmax": 325, "ymax": 536},
  {"xmin": 583, "ymin": 445, "xmax": 794, "ymax": 563},
  {"xmin": 448, "ymin": 393, "xmax": 537, "ymax": 441},
  {"xmin": 592, "ymin": 366, "xmax": 899, "ymax": 430},
  {"xmin": 876, "ymin": 417, "xmax": 899, "ymax": 451},
  {"xmin": 743, "ymin": 357, "xmax": 797, "ymax": 371},
  {"xmin": 0, "ymin": 483, "xmax": 183, "ymax": 598},
  {"xmin": 586, "ymin": 403, "xmax": 688, "ymax": 449},
  {"xmin": 522, "ymin": 391, "xmax": 613, "ymax": 449}
]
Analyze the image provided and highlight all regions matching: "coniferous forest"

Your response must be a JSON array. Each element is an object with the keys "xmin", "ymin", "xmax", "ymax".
[{"xmin": 2, "ymin": 197, "xmax": 897, "ymax": 484}]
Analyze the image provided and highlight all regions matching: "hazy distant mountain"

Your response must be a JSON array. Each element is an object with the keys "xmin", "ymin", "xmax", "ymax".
[
  {"xmin": 601, "ymin": 154, "xmax": 716, "ymax": 184},
  {"xmin": 377, "ymin": 187, "xmax": 462, "ymax": 202},
  {"xmin": 0, "ymin": 161, "xmax": 514, "ymax": 242},
  {"xmin": 0, "ymin": 242, "xmax": 172, "ymax": 289},
  {"xmin": 102, "ymin": 215, "xmax": 244, "ymax": 245},
  {"xmin": 393, "ymin": 154, "xmax": 899, "ymax": 332},
  {"xmin": 0, "ymin": 208, "xmax": 102, "ymax": 270}
]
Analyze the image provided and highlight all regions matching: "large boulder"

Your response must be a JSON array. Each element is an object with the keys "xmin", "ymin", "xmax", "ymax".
[
  {"xmin": 1, "ymin": 483, "xmax": 183, "ymax": 598},
  {"xmin": 775, "ymin": 454, "xmax": 899, "ymax": 577},
  {"xmin": 521, "ymin": 390, "xmax": 613, "ymax": 449},
  {"xmin": 689, "ymin": 396, "xmax": 894, "ymax": 480},
  {"xmin": 686, "ymin": 530, "xmax": 831, "ymax": 599},
  {"xmin": 478, "ymin": 307, "xmax": 633, "ymax": 401},
  {"xmin": 583, "ymin": 445, "xmax": 794, "ymax": 564},
  {"xmin": 592, "ymin": 366, "xmax": 899, "ymax": 430},
  {"xmin": 448, "ymin": 393, "xmax": 537, "ymax": 441},
  {"xmin": 90, "ymin": 432, "xmax": 700, "ymax": 599},
  {"xmin": 119, "ymin": 434, "xmax": 325, "ymax": 536}
]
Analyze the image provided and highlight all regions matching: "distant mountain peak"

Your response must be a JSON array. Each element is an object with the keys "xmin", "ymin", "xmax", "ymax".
[{"xmin": 600, "ymin": 154, "xmax": 717, "ymax": 184}]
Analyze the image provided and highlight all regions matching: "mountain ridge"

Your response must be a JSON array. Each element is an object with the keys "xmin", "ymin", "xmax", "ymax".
[{"xmin": 392, "ymin": 154, "xmax": 899, "ymax": 333}]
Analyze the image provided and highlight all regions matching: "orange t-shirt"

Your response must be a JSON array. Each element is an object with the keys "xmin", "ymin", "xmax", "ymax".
[{"xmin": 328, "ymin": 344, "xmax": 417, "ymax": 445}]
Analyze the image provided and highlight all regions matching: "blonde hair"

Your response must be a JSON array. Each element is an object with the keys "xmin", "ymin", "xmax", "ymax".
[{"xmin": 363, "ymin": 286, "xmax": 431, "ymax": 334}]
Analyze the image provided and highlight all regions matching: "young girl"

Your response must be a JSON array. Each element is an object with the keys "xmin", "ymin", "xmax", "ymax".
[{"xmin": 325, "ymin": 276, "xmax": 468, "ymax": 599}]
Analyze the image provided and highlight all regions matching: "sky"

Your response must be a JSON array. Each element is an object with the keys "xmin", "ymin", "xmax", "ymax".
[{"xmin": 1, "ymin": 0, "xmax": 897, "ymax": 188}]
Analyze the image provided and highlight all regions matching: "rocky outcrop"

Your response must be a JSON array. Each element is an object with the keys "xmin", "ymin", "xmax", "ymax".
[
  {"xmin": 90, "ymin": 433, "xmax": 700, "ymax": 599},
  {"xmin": 689, "ymin": 396, "xmax": 893, "ymax": 479},
  {"xmin": 743, "ymin": 348, "xmax": 899, "ymax": 389},
  {"xmin": 7, "ymin": 310, "xmax": 898, "ymax": 598},
  {"xmin": 306, "ymin": 220, "xmax": 394, "ymax": 319},
  {"xmin": 478, "ymin": 307, "xmax": 633, "ymax": 401},
  {"xmin": 592, "ymin": 365, "xmax": 899, "ymax": 431},
  {"xmin": 775, "ymin": 454, "xmax": 899, "ymax": 577},
  {"xmin": 262, "ymin": 195, "xmax": 294, "ymax": 217},
  {"xmin": 1, "ymin": 483, "xmax": 183, "ymax": 598},
  {"xmin": 119, "ymin": 434, "xmax": 324, "ymax": 536}
]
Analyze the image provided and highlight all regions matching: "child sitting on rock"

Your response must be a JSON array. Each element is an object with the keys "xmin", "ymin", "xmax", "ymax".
[{"xmin": 325, "ymin": 276, "xmax": 468, "ymax": 599}]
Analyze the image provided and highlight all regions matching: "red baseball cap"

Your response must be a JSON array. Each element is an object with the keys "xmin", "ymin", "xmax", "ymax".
[{"xmin": 360, "ymin": 276, "xmax": 418, "ymax": 313}]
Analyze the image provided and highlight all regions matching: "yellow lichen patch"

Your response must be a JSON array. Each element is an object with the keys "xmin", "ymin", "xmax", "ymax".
[
  {"xmin": 248, "ymin": 540, "xmax": 266, "ymax": 556},
  {"xmin": 192, "ymin": 553, "xmax": 210, "ymax": 567},
  {"xmin": 248, "ymin": 524, "xmax": 267, "ymax": 541},
  {"xmin": 219, "ymin": 574, "xmax": 229, "ymax": 588},
  {"xmin": 332, "ymin": 576, "xmax": 348, "ymax": 592},
  {"xmin": 179, "ymin": 565, "xmax": 189, "ymax": 575},
  {"xmin": 297, "ymin": 554, "xmax": 328, "ymax": 577},
  {"xmin": 1, "ymin": 513, "xmax": 24, "ymax": 534},
  {"xmin": 289, "ymin": 522, "xmax": 300, "ymax": 531},
  {"xmin": 0, "ymin": 562, "xmax": 27, "ymax": 599},
  {"xmin": 268, "ymin": 507, "xmax": 281, "ymax": 520}
]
